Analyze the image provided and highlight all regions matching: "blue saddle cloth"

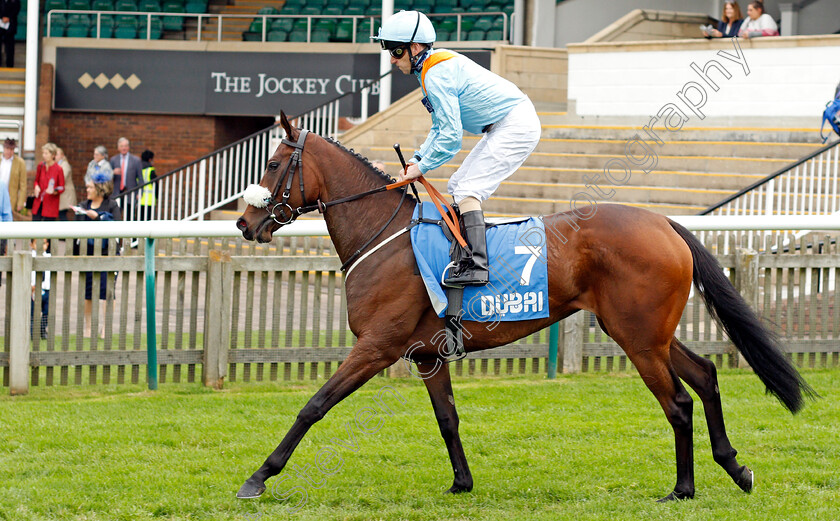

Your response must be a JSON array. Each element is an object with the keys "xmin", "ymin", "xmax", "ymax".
[{"xmin": 410, "ymin": 202, "xmax": 549, "ymax": 322}]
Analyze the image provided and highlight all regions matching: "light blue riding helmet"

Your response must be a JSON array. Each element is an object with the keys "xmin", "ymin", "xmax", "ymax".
[{"xmin": 372, "ymin": 10, "xmax": 436, "ymax": 46}]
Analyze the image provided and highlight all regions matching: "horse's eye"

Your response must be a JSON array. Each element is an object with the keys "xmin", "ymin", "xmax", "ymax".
[{"xmin": 268, "ymin": 161, "xmax": 279, "ymax": 171}]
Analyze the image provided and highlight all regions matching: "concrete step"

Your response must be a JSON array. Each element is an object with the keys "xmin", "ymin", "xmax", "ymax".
[
  {"xmin": 467, "ymin": 135, "xmax": 822, "ymax": 159},
  {"xmin": 540, "ymin": 123, "xmax": 824, "ymax": 144},
  {"xmin": 479, "ymin": 196, "xmax": 701, "ymax": 217}
]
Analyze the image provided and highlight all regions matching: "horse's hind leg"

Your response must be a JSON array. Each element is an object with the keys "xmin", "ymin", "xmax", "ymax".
[
  {"xmin": 416, "ymin": 360, "xmax": 473, "ymax": 493},
  {"xmin": 624, "ymin": 348, "xmax": 696, "ymax": 501},
  {"xmin": 670, "ymin": 338, "xmax": 754, "ymax": 493}
]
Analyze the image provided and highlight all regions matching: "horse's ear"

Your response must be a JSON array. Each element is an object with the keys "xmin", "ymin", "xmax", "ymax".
[{"xmin": 279, "ymin": 111, "xmax": 295, "ymax": 139}]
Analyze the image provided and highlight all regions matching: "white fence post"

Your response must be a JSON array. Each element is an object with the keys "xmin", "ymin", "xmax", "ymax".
[{"xmin": 9, "ymin": 252, "xmax": 32, "ymax": 395}]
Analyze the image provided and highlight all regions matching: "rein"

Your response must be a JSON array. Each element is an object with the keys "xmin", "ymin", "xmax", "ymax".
[{"xmin": 245, "ymin": 130, "xmax": 468, "ymax": 277}]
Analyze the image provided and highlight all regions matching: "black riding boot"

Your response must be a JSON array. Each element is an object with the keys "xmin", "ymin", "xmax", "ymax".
[{"xmin": 444, "ymin": 210, "xmax": 489, "ymax": 286}]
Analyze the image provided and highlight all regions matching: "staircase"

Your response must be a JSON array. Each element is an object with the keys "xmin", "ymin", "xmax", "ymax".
[
  {"xmin": 0, "ymin": 44, "xmax": 26, "ymax": 143},
  {"xmin": 189, "ymin": 0, "xmax": 279, "ymax": 41},
  {"xmin": 355, "ymin": 108, "xmax": 826, "ymax": 217}
]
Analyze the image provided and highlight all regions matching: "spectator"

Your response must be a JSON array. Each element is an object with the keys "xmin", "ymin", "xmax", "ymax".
[
  {"xmin": 86, "ymin": 145, "xmax": 113, "ymax": 183},
  {"xmin": 32, "ymin": 142, "xmax": 65, "ymax": 222},
  {"xmin": 704, "ymin": 1, "xmax": 744, "ymax": 38},
  {"xmin": 110, "ymin": 137, "xmax": 142, "ymax": 219},
  {"xmin": 0, "ymin": 153, "xmax": 10, "ymax": 224},
  {"xmin": 0, "ymin": 0, "xmax": 20, "ymax": 68},
  {"xmin": 139, "ymin": 149, "xmax": 157, "ymax": 221},
  {"xmin": 739, "ymin": 1, "xmax": 779, "ymax": 38},
  {"xmin": 55, "ymin": 147, "xmax": 77, "ymax": 221},
  {"xmin": 1, "ymin": 137, "xmax": 25, "ymax": 256},
  {"xmin": 2, "ymin": 138, "xmax": 26, "ymax": 215},
  {"xmin": 30, "ymin": 239, "xmax": 51, "ymax": 340},
  {"xmin": 73, "ymin": 174, "xmax": 122, "ymax": 338}
]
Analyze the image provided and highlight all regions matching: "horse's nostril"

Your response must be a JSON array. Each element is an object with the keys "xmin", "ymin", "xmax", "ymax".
[{"xmin": 236, "ymin": 217, "xmax": 248, "ymax": 231}]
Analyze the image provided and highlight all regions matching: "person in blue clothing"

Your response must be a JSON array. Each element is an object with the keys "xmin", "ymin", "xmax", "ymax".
[{"xmin": 374, "ymin": 10, "xmax": 541, "ymax": 286}]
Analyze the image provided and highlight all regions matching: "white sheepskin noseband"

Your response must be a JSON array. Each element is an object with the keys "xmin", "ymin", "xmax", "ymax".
[{"xmin": 243, "ymin": 184, "xmax": 272, "ymax": 208}]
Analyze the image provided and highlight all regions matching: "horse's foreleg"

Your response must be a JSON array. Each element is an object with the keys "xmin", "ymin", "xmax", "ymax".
[
  {"xmin": 417, "ymin": 360, "xmax": 474, "ymax": 493},
  {"xmin": 237, "ymin": 344, "xmax": 398, "ymax": 499},
  {"xmin": 670, "ymin": 338, "xmax": 753, "ymax": 493}
]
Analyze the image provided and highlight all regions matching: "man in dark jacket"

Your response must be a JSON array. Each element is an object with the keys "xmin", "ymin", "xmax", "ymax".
[
  {"xmin": 110, "ymin": 136, "xmax": 142, "ymax": 219},
  {"xmin": 0, "ymin": 0, "xmax": 21, "ymax": 67}
]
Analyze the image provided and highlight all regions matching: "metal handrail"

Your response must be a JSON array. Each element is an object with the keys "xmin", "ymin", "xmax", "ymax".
[
  {"xmin": 700, "ymin": 139, "xmax": 840, "ymax": 214},
  {"xmin": 46, "ymin": 9, "xmax": 510, "ymax": 43},
  {"xmin": 113, "ymin": 68, "xmax": 393, "ymax": 221}
]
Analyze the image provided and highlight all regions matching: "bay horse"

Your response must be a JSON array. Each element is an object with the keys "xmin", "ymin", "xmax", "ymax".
[{"xmin": 234, "ymin": 113, "xmax": 813, "ymax": 502}]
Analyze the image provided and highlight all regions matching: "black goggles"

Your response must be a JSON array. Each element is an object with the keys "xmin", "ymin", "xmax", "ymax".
[{"xmin": 381, "ymin": 41, "xmax": 409, "ymax": 59}]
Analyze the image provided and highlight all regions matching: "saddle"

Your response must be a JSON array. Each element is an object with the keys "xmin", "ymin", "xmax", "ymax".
[{"xmin": 409, "ymin": 202, "xmax": 544, "ymax": 363}]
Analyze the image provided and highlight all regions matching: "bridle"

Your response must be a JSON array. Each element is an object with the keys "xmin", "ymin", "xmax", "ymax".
[{"xmin": 260, "ymin": 129, "xmax": 311, "ymax": 226}]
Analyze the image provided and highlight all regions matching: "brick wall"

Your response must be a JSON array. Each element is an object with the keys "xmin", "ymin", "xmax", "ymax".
[{"xmin": 47, "ymin": 112, "xmax": 273, "ymax": 205}]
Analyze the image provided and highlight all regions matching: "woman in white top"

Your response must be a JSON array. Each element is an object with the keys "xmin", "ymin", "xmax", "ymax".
[{"xmin": 739, "ymin": 1, "xmax": 779, "ymax": 38}]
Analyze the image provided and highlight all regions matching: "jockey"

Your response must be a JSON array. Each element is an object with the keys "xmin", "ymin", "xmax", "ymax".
[{"xmin": 374, "ymin": 10, "xmax": 541, "ymax": 286}]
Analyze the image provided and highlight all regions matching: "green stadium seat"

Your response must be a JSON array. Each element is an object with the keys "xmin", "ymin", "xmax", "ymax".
[
  {"xmin": 435, "ymin": 17, "xmax": 456, "ymax": 32},
  {"xmin": 366, "ymin": 5, "xmax": 380, "ymax": 16},
  {"xmin": 301, "ymin": 6, "xmax": 320, "ymax": 15},
  {"xmin": 140, "ymin": 16, "xmax": 163, "ymax": 38},
  {"xmin": 91, "ymin": 0, "xmax": 114, "ymax": 10},
  {"xmin": 485, "ymin": 29, "xmax": 502, "ymax": 40},
  {"xmin": 288, "ymin": 29, "xmax": 307, "ymax": 42},
  {"xmin": 436, "ymin": 29, "xmax": 450, "ymax": 41},
  {"xmin": 270, "ymin": 18, "xmax": 294, "ymax": 33},
  {"xmin": 267, "ymin": 30, "xmax": 287, "ymax": 41},
  {"xmin": 138, "ymin": 0, "xmax": 161, "ymax": 11},
  {"xmin": 90, "ymin": 14, "xmax": 115, "ymax": 36},
  {"xmin": 68, "ymin": 0, "xmax": 91, "ymax": 10},
  {"xmin": 346, "ymin": 0, "xmax": 369, "ymax": 7},
  {"xmin": 473, "ymin": 16, "xmax": 492, "ymax": 31},
  {"xmin": 46, "ymin": 24, "xmax": 66, "ymax": 37},
  {"xmin": 45, "ymin": 0, "xmax": 67, "ymax": 11},
  {"xmin": 256, "ymin": 6, "xmax": 278, "ymax": 15},
  {"xmin": 248, "ymin": 19, "xmax": 263, "ymax": 32},
  {"xmin": 344, "ymin": 6, "xmax": 363, "ymax": 16},
  {"xmin": 333, "ymin": 19, "xmax": 353, "ymax": 42},
  {"xmin": 115, "ymin": 0, "xmax": 138, "ymax": 11},
  {"xmin": 242, "ymin": 31, "xmax": 261, "ymax": 41},
  {"xmin": 162, "ymin": 2, "xmax": 184, "ymax": 30},
  {"xmin": 292, "ymin": 18, "xmax": 308, "ymax": 31},
  {"xmin": 467, "ymin": 5, "xmax": 485, "ymax": 13},
  {"xmin": 46, "ymin": 13, "xmax": 67, "ymax": 29},
  {"xmin": 459, "ymin": 17, "xmax": 474, "ymax": 31},
  {"xmin": 184, "ymin": 1, "xmax": 207, "ymax": 13},
  {"xmin": 467, "ymin": 28, "xmax": 484, "ymax": 40},
  {"xmin": 434, "ymin": 0, "xmax": 457, "ymax": 10},
  {"xmin": 413, "ymin": 0, "xmax": 433, "ymax": 12},
  {"xmin": 311, "ymin": 29, "xmax": 331, "ymax": 42},
  {"xmin": 322, "ymin": 6, "xmax": 341, "ymax": 16}
]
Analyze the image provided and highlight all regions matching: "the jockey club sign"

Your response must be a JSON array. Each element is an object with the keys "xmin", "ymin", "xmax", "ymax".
[{"xmin": 53, "ymin": 47, "xmax": 490, "ymax": 117}]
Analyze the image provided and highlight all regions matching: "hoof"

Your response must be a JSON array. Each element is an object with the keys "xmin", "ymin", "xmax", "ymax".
[
  {"xmin": 735, "ymin": 466, "xmax": 754, "ymax": 493},
  {"xmin": 236, "ymin": 479, "xmax": 266, "ymax": 499},
  {"xmin": 445, "ymin": 483, "xmax": 473, "ymax": 494},
  {"xmin": 657, "ymin": 490, "xmax": 694, "ymax": 502}
]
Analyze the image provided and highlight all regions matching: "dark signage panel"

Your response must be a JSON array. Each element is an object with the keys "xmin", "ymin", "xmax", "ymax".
[{"xmin": 54, "ymin": 48, "xmax": 490, "ymax": 117}]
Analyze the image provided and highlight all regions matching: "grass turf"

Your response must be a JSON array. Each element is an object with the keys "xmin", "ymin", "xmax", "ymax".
[{"xmin": 1, "ymin": 369, "xmax": 838, "ymax": 521}]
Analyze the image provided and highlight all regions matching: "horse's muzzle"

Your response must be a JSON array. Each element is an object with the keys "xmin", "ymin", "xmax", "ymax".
[{"xmin": 236, "ymin": 217, "xmax": 254, "ymax": 241}]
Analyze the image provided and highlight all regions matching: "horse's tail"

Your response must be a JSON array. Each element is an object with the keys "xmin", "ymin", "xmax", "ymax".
[{"xmin": 668, "ymin": 219, "xmax": 816, "ymax": 414}]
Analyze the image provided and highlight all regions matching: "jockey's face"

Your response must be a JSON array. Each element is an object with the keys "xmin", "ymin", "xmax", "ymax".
[{"xmin": 390, "ymin": 42, "xmax": 425, "ymax": 74}]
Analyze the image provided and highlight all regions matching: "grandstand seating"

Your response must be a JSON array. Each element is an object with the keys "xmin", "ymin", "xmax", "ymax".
[
  {"xmin": 239, "ymin": 0, "xmax": 512, "ymax": 43},
  {"xmin": 34, "ymin": 0, "xmax": 511, "ymax": 42}
]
